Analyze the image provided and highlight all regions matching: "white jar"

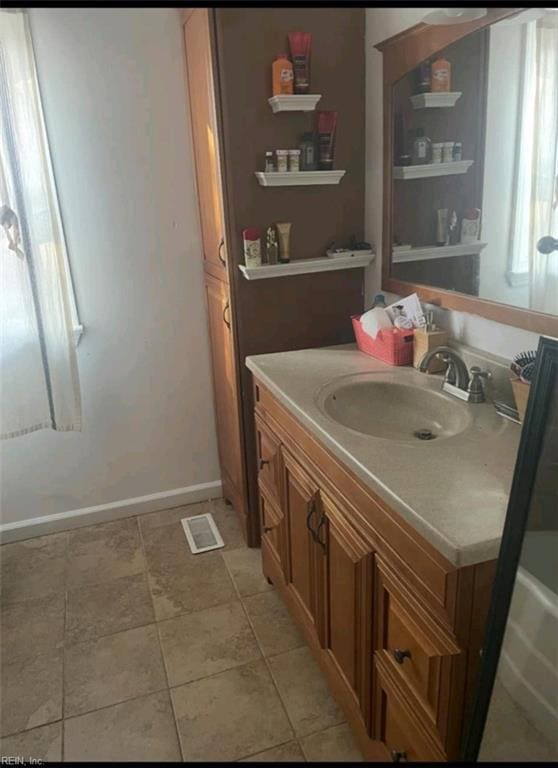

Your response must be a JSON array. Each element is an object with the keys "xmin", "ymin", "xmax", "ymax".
[
  {"xmin": 442, "ymin": 141, "xmax": 455, "ymax": 163},
  {"xmin": 432, "ymin": 142, "xmax": 443, "ymax": 163},
  {"xmin": 276, "ymin": 150, "xmax": 288, "ymax": 173},
  {"xmin": 288, "ymin": 149, "xmax": 301, "ymax": 172}
]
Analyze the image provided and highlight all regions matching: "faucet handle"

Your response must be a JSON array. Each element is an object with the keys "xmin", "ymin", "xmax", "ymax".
[{"xmin": 468, "ymin": 366, "xmax": 491, "ymax": 402}]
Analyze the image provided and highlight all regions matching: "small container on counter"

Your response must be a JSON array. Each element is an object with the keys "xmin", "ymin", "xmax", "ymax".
[
  {"xmin": 265, "ymin": 151, "xmax": 276, "ymax": 172},
  {"xmin": 431, "ymin": 142, "xmax": 443, "ymax": 163},
  {"xmin": 452, "ymin": 141, "xmax": 463, "ymax": 161},
  {"xmin": 442, "ymin": 141, "xmax": 455, "ymax": 163},
  {"xmin": 299, "ymin": 133, "xmax": 316, "ymax": 170},
  {"xmin": 288, "ymin": 149, "xmax": 301, "ymax": 172},
  {"xmin": 276, "ymin": 150, "xmax": 288, "ymax": 173},
  {"xmin": 242, "ymin": 227, "xmax": 262, "ymax": 268}
]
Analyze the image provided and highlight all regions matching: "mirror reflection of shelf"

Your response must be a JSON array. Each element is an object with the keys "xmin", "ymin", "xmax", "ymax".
[
  {"xmin": 393, "ymin": 160, "xmax": 473, "ymax": 180},
  {"xmin": 409, "ymin": 92, "xmax": 462, "ymax": 109},
  {"xmin": 268, "ymin": 94, "xmax": 322, "ymax": 113},
  {"xmin": 392, "ymin": 242, "xmax": 487, "ymax": 263},
  {"xmin": 255, "ymin": 170, "xmax": 346, "ymax": 186}
]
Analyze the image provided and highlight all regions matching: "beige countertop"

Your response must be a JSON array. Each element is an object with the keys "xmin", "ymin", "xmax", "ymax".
[{"xmin": 246, "ymin": 345, "xmax": 521, "ymax": 568}]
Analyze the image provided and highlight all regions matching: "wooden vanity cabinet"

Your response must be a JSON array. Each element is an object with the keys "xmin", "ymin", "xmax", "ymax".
[{"xmin": 253, "ymin": 377, "xmax": 496, "ymax": 762}]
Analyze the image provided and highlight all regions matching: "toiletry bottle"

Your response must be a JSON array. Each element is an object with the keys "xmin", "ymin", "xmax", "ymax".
[
  {"xmin": 316, "ymin": 111, "xmax": 337, "ymax": 170},
  {"xmin": 435, "ymin": 209, "xmax": 449, "ymax": 246},
  {"xmin": 276, "ymin": 222, "xmax": 292, "ymax": 263},
  {"xmin": 288, "ymin": 32, "xmax": 311, "ymax": 94},
  {"xmin": 460, "ymin": 209, "xmax": 481, "ymax": 244},
  {"xmin": 272, "ymin": 54, "xmax": 294, "ymax": 96},
  {"xmin": 372, "ymin": 293, "xmax": 387, "ymax": 308},
  {"xmin": 266, "ymin": 226, "xmax": 278, "ymax": 265},
  {"xmin": 448, "ymin": 210, "xmax": 459, "ymax": 245},
  {"xmin": 242, "ymin": 228, "xmax": 262, "ymax": 267},
  {"xmin": 299, "ymin": 132, "xmax": 317, "ymax": 170},
  {"xmin": 431, "ymin": 58, "xmax": 451, "ymax": 92},
  {"xmin": 412, "ymin": 128, "xmax": 431, "ymax": 165},
  {"xmin": 415, "ymin": 60, "xmax": 431, "ymax": 93}
]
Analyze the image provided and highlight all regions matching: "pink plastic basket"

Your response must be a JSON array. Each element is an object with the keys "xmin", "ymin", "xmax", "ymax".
[{"xmin": 351, "ymin": 315, "xmax": 414, "ymax": 366}]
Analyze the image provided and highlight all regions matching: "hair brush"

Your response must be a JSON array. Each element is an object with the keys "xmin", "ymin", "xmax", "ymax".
[{"xmin": 511, "ymin": 350, "xmax": 537, "ymax": 380}]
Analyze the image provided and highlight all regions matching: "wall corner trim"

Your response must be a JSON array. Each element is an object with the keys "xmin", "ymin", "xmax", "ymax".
[{"xmin": 0, "ymin": 480, "xmax": 223, "ymax": 543}]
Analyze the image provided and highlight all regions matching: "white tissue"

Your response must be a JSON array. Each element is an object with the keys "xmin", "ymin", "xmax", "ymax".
[{"xmin": 360, "ymin": 307, "xmax": 393, "ymax": 339}]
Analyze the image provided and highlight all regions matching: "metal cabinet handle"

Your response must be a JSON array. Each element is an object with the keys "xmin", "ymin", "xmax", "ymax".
[
  {"xmin": 218, "ymin": 237, "xmax": 226, "ymax": 266},
  {"xmin": 259, "ymin": 458, "xmax": 270, "ymax": 471},
  {"xmin": 391, "ymin": 750, "xmax": 407, "ymax": 763},
  {"xmin": 306, "ymin": 498, "xmax": 317, "ymax": 539},
  {"xmin": 263, "ymin": 525, "xmax": 274, "ymax": 534},
  {"xmin": 222, "ymin": 301, "xmax": 231, "ymax": 328},
  {"xmin": 393, "ymin": 649, "xmax": 412, "ymax": 665},
  {"xmin": 315, "ymin": 512, "xmax": 327, "ymax": 552}
]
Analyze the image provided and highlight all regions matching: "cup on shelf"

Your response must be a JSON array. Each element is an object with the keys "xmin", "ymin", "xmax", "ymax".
[
  {"xmin": 276, "ymin": 150, "xmax": 288, "ymax": 173},
  {"xmin": 432, "ymin": 142, "xmax": 444, "ymax": 163},
  {"xmin": 442, "ymin": 141, "xmax": 455, "ymax": 163}
]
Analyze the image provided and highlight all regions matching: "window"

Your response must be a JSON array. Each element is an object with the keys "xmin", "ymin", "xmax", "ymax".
[{"xmin": 1, "ymin": 9, "xmax": 81, "ymax": 438}]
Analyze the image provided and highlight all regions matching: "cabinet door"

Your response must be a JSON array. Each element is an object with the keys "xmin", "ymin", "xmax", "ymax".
[
  {"xmin": 282, "ymin": 449, "xmax": 324, "ymax": 643},
  {"xmin": 204, "ymin": 273, "xmax": 245, "ymax": 515},
  {"xmin": 319, "ymin": 494, "xmax": 374, "ymax": 728},
  {"xmin": 183, "ymin": 10, "xmax": 228, "ymax": 279}
]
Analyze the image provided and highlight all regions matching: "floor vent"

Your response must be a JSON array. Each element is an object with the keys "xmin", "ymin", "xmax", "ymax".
[{"xmin": 181, "ymin": 511, "xmax": 225, "ymax": 554}]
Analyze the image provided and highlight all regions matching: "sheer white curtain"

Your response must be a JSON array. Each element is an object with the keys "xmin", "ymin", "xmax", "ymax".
[
  {"xmin": 509, "ymin": 13, "xmax": 558, "ymax": 314},
  {"xmin": 1, "ymin": 9, "xmax": 81, "ymax": 439},
  {"xmin": 529, "ymin": 13, "xmax": 558, "ymax": 314}
]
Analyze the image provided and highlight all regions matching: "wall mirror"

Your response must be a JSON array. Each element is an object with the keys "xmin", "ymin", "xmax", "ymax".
[
  {"xmin": 378, "ymin": 9, "xmax": 558, "ymax": 337},
  {"xmin": 463, "ymin": 335, "xmax": 558, "ymax": 761}
]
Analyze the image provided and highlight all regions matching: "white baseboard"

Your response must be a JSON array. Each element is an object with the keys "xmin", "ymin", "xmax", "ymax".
[{"xmin": 0, "ymin": 480, "xmax": 223, "ymax": 543}]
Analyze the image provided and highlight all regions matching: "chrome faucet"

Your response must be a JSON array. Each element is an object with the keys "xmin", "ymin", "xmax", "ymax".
[{"xmin": 419, "ymin": 346, "xmax": 491, "ymax": 403}]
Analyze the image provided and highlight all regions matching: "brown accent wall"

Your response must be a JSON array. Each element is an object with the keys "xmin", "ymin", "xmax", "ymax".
[{"xmin": 213, "ymin": 9, "xmax": 366, "ymax": 541}]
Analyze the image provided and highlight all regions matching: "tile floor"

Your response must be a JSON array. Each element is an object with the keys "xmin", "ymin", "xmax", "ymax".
[{"xmin": 0, "ymin": 498, "xmax": 363, "ymax": 762}]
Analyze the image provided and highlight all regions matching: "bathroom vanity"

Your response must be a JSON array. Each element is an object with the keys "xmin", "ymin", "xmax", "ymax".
[{"xmin": 246, "ymin": 346, "xmax": 521, "ymax": 762}]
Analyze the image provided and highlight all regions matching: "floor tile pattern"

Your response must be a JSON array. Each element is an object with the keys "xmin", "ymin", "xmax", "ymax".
[{"xmin": 0, "ymin": 498, "xmax": 363, "ymax": 761}]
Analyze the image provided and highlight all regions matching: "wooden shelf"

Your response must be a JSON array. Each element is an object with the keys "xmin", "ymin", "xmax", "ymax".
[
  {"xmin": 409, "ymin": 92, "xmax": 462, "ymax": 109},
  {"xmin": 255, "ymin": 170, "xmax": 346, "ymax": 187},
  {"xmin": 268, "ymin": 94, "xmax": 322, "ymax": 113},
  {"xmin": 393, "ymin": 160, "xmax": 473, "ymax": 180},
  {"xmin": 392, "ymin": 242, "xmax": 487, "ymax": 264},
  {"xmin": 239, "ymin": 252, "xmax": 375, "ymax": 280}
]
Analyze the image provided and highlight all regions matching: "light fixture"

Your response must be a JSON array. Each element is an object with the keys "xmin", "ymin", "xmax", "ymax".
[{"xmin": 422, "ymin": 8, "xmax": 488, "ymax": 25}]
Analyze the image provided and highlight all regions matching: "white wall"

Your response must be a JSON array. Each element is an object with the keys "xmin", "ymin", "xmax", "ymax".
[
  {"xmin": 364, "ymin": 8, "xmax": 540, "ymax": 357},
  {"xmin": 0, "ymin": 9, "xmax": 220, "ymax": 531}
]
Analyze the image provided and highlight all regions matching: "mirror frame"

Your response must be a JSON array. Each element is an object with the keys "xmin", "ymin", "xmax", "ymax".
[{"xmin": 376, "ymin": 8, "xmax": 558, "ymax": 338}]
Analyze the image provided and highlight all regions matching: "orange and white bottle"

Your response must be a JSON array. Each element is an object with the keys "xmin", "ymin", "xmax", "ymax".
[
  {"xmin": 272, "ymin": 54, "xmax": 294, "ymax": 96},
  {"xmin": 431, "ymin": 58, "xmax": 451, "ymax": 92}
]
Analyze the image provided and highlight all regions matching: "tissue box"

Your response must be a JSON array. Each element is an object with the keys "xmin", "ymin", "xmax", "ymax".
[{"xmin": 352, "ymin": 315, "xmax": 414, "ymax": 366}]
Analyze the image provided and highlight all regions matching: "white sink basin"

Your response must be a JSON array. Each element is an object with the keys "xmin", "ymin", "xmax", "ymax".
[{"xmin": 315, "ymin": 372, "xmax": 472, "ymax": 442}]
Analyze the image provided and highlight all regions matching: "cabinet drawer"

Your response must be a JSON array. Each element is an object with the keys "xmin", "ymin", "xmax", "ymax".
[
  {"xmin": 255, "ymin": 413, "xmax": 282, "ymax": 506},
  {"xmin": 375, "ymin": 558, "xmax": 460, "ymax": 735},
  {"xmin": 374, "ymin": 655, "xmax": 446, "ymax": 762}
]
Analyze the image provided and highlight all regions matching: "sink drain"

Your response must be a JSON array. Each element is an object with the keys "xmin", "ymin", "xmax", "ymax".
[{"xmin": 414, "ymin": 429, "xmax": 437, "ymax": 441}]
